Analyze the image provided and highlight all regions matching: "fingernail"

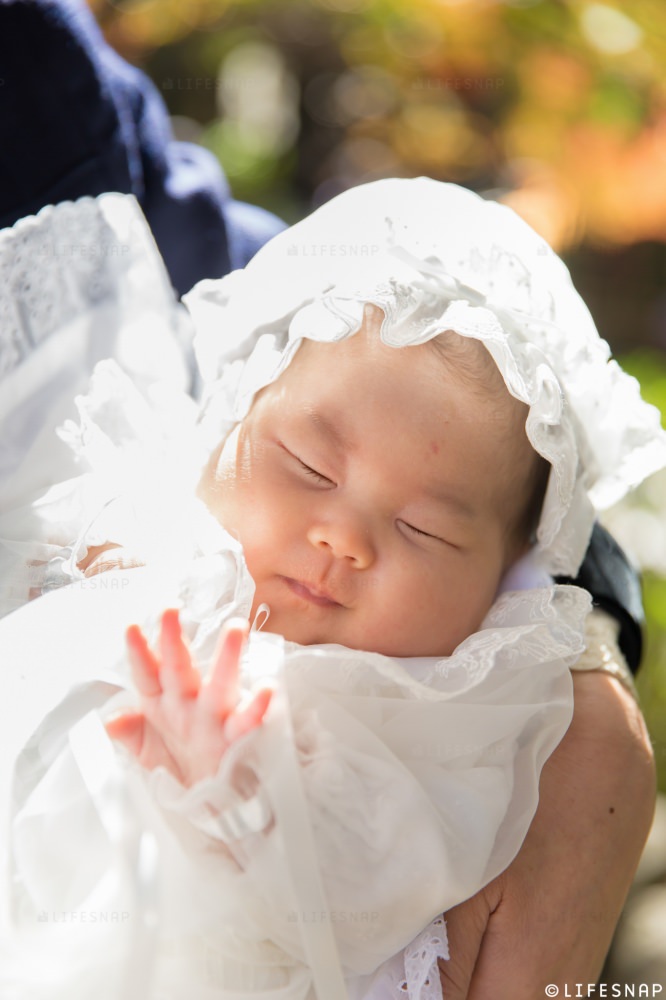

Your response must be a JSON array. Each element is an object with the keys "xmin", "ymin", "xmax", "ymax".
[
  {"xmin": 225, "ymin": 617, "xmax": 249, "ymax": 634},
  {"xmin": 161, "ymin": 608, "xmax": 182, "ymax": 630}
]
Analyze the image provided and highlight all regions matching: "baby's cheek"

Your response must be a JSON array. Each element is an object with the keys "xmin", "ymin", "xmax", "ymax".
[
  {"xmin": 452, "ymin": 570, "xmax": 501, "ymax": 635},
  {"xmin": 416, "ymin": 564, "xmax": 495, "ymax": 651},
  {"xmin": 362, "ymin": 572, "xmax": 452, "ymax": 657},
  {"xmin": 237, "ymin": 497, "xmax": 289, "ymax": 570}
]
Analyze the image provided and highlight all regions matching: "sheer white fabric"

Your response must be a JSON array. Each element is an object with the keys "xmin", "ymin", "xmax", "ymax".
[
  {"xmin": 184, "ymin": 178, "xmax": 666, "ymax": 578},
  {"xmin": 0, "ymin": 559, "xmax": 588, "ymax": 999},
  {"xmin": 0, "ymin": 358, "xmax": 588, "ymax": 998},
  {"xmin": 0, "ymin": 346, "xmax": 580, "ymax": 996},
  {"xmin": 0, "ymin": 194, "xmax": 192, "ymax": 616}
]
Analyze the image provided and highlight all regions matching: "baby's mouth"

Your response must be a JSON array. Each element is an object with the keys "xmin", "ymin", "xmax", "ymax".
[{"xmin": 281, "ymin": 576, "xmax": 344, "ymax": 608}]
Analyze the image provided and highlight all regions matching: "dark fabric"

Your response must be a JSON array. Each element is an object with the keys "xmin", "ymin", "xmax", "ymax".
[
  {"xmin": 0, "ymin": 0, "xmax": 285, "ymax": 296},
  {"xmin": 556, "ymin": 522, "xmax": 644, "ymax": 674}
]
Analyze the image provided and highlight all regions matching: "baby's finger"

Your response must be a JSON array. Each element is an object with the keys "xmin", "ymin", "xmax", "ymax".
[
  {"xmin": 207, "ymin": 619, "xmax": 249, "ymax": 717},
  {"xmin": 159, "ymin": 608, "xmax": 201, "ymax": 697},
  {"xmin": 106, "ymin": 711, "xmax": 146, "ymax": 756},
  {"xmin": 106, "ymin": 713, "xmax": 183, "ymax": 777},
  {"xmin": 126, "ymin": 625, "xmax": 162, "ymax": 696},
  {"xmin": 224, "ymin": 687, "xmax": 273, "ymax": 744}
]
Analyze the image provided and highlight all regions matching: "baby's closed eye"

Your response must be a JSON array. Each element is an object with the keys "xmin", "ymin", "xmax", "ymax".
[
  {"xmin": 400, "ymin": 520, "xmax": 444, "ymax": 542},
  {"xmin": 278, "ymin": 441, "xmax": 337, "ymax": 487}
]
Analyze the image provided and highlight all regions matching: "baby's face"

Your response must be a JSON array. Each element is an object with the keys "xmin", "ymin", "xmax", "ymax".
[{"xmin": 201, "ymin": 310, "xmax": 534, "ymax": 657}]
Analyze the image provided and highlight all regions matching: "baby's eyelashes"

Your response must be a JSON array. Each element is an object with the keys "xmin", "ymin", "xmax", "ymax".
[
  {"xmin": 279, "ymin": 441, "xmax": 337, "ymax": 486},
  {"xmin": 397, "ymin": 518, "xmax": 463, "ymax": 551},
  {"xmin": 400, "ymin": 520, "xmax": 443, "ymax": 542},
  {"xmin": 296, "ymin": 457, "xmax": 335, "ymax": 486}
]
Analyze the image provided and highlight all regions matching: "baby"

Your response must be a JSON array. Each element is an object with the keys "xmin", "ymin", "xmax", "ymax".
[
  {"xmin": 2, "ymin": 177, "xmax": 665, "ymax": 1000},
  {"xmin": 201, "ymin": 306, "xmax": 547, "ymax": 657},
  {"xmin": 109, "ymin": 303, "xmax": 549, "ymax": 789}
]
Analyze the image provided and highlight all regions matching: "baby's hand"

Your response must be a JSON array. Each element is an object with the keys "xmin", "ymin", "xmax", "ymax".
[{"xmin": 106, "ymin": 610, "xmax": 272, "ymax": 787}]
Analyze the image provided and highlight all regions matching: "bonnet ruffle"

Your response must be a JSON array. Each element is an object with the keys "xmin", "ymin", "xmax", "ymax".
[{"xmin": 184, "ymin": 178, "xmax": 666, "ymax": 577}]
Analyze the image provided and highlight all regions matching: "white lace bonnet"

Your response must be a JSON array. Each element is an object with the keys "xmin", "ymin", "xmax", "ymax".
[{"xmin": 184, "ymin": 177, "xmax": 666, "ymax": 578}]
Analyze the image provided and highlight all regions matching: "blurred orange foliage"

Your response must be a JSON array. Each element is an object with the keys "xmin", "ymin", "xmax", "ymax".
[{"xmin": 87, "ymin": 0, "xmax": 666, "ymax": 252}]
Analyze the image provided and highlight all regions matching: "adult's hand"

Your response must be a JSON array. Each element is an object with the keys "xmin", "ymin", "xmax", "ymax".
[{"xmin": 439, "ymin": 670, "xmax": 656, "ymax": 998}]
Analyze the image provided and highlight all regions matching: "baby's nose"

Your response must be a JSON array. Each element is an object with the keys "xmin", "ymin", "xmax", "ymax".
[{"xmin": 306, "ymin": 517, "xmax": 374, "ymax": 569}]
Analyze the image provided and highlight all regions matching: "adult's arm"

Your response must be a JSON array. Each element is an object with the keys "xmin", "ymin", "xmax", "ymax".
[
  {"xmin": 439, "ymin": 526, "xmax": 652, "ymax": 997},
  {"xmin": 439, "ymin": 667, "xmax": 655, "ymax": 997}
]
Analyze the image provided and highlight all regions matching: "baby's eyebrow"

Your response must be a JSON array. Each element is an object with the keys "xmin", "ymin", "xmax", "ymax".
[
  {"xmin": 423, "ymin": 484, "xmax": 478, "ymax": 522},
  {"xmin": 306, "ymin": 408, "xmax": 351, "ymax": 450}
]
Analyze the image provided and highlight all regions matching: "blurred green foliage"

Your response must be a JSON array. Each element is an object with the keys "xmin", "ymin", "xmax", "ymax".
[{"xmin": 619, "ymin": 351, "xmax": 666, "ymax": 790}]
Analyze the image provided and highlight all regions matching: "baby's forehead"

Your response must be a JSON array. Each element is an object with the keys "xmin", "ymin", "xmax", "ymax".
[
  {"xmin": 261, "ymin": 320, "xmax": 529, "ymax": 443},
  {"xmin": 285, "ymin": 318, "xmax": 517, "ymax": 408}
]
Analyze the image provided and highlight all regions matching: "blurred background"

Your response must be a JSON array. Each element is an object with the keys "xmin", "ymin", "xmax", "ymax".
[{"xmin": 85, "ymin": 0, "xmax": 666, "ymax": 981}]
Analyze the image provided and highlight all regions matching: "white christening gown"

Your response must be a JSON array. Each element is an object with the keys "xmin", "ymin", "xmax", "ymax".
[{"xmin": 0, "ymin": 194, "xmax": 590, "ymax": 1000}]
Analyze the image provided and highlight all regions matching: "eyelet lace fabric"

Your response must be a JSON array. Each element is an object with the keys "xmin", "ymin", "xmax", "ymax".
[
  {"xmin": 184, "ymin": 178, "xmax": 666, "ymax": 579},
  {"xmin": 352, "ymin": 915, "xmax": 449, "ymax": 1000},
  {"xmin": 403, "ymin": 916, "xmax": 450, "ymax": 999},
  {"xmin": 0, "ymin": 198, "xmax": 114, "ymax": 384},
  {"xmin": 0, "ymin": 191, "xmax": 188, "ymax": 399}
]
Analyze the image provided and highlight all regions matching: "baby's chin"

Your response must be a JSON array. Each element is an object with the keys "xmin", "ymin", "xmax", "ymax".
[
  {"xmin": 253, "ymin": 605, "xmax": 456, "ymax": 659},
  {"xmin": 255, "ymin": 606, "xmax": 345, "ymax": 649}
]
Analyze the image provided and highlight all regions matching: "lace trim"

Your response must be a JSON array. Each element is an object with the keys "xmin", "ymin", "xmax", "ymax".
[
  {"xmin": 401, "ymin": 916, "xmax": 449, "ymax": 1000},
  {"xmin": 0, "ymin": 197, "xmax": 124, "ymax": 382},
  {"xmin": 0, "ymin": 193, "xmax": 189, "ymax": 407},
  {"xmin": 428, "ymin": 584, "xmax": 591, "ymax": 691},
  {"xmin": 371, "ymin": 916, "xmax": 449, "ymax": 1000}
]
